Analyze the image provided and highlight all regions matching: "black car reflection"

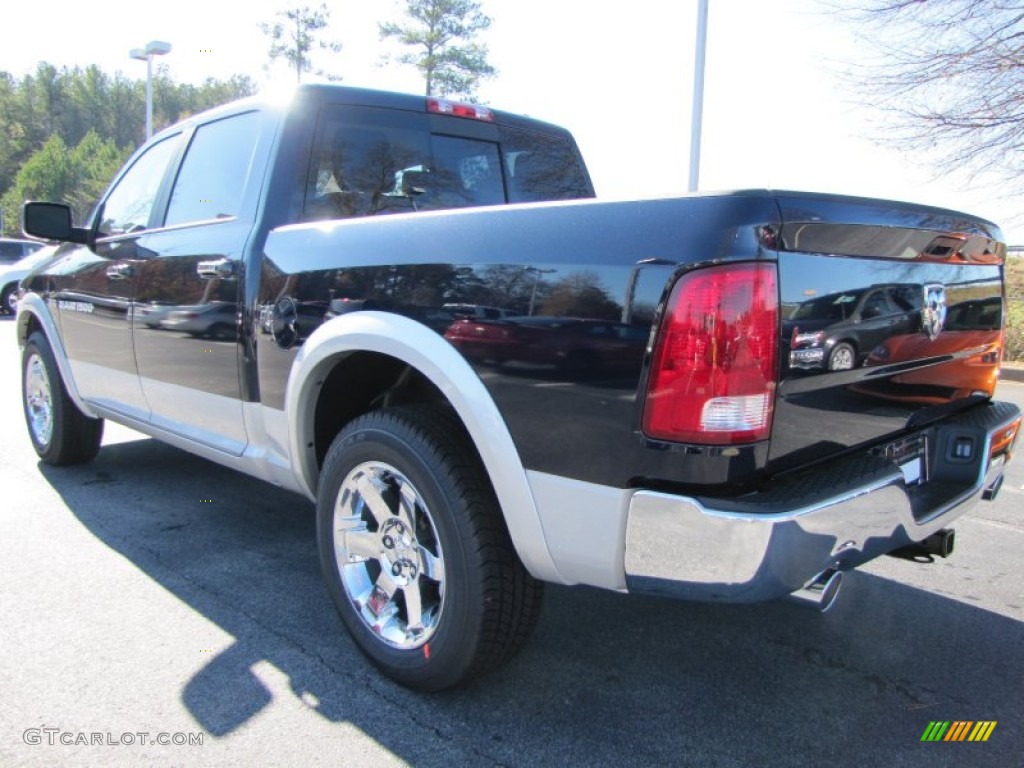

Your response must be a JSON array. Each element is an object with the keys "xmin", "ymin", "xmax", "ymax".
[
  {"xmin": 444, "ymin": 316, "xmax": 648, "ymax": 376},
  {"xmin": 784, "ymin": 284, "xmax": 920, "ymax": 371},
  {"xmin": 852, "ymin": 296, "xmax": 1003, "ymax": 404}
]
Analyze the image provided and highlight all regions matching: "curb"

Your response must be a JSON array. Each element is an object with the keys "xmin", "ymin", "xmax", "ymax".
[{"xmin": 1000, "ymin": 366, "xmax": 1024, "ymax": 383}]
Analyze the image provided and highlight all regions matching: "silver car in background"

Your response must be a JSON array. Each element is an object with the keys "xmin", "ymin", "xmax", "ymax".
[{"xmin": 0, "ymin": 243, "xmax": 58, "ymax": 315}]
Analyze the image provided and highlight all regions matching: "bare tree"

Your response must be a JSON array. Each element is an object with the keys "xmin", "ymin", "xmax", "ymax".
[
  {"xmin": 379, "ymin": 0, "xmax": 496, "ymax": 99},
  {"xmin": 262, "ymin": 4, "xmax": 343, "ymax": 83},
  {"xmin": 837, "ymin": 1, "xmax": 1024, "ymax": 180}
]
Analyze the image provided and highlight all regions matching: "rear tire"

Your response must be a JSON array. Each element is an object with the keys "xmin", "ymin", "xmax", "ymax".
[
  {"xmin": 1, "ymin": 283, "xmax": 16, "ymax": 315},
  {"xmin": 316, "ymin": 405, "xmax": 543, "ymax": 691},
  {"xmin": 22, "ymin": 331, "xmax": 104, "ymax": 465}
]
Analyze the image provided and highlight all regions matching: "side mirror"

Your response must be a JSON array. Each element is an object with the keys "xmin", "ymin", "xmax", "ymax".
[{"xmin": 22, "ymin": 202, "xmax": 88, "ymax": 244}]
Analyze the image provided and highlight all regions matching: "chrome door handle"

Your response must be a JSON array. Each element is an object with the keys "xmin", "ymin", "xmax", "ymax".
[{"xmin": 197, "ymin": 259, "xmax": 236, "ymax": 279}]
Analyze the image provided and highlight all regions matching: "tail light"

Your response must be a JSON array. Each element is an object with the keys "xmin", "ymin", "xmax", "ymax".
[
  {"xmin": 643, "ymin": 262, "xmax": 779, "ymax": 445},
  {"xmin": 990, "ymin": 416, "xmax": 1020, "ymax": 459}
]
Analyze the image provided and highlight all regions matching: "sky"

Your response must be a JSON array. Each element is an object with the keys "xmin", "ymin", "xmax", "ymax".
[{"xmin": 3, "ymin": 0, "xmax": 1022, "ymax": 244}]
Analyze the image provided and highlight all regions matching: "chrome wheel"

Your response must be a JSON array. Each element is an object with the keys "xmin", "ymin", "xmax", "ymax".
[
  {"xmin": 333, "ymin": 461, "xmax": 445, "ymax": 650},
  {"xmin": 828, "ymin": 343, "xmax": 855, "ymax": 371},
  {"xmin": 318, "ymin": 407, "xmax": 543, "ymax": 690},
  {"xmin": 24, "ymin": 352, "xmax": 54, "ymax": 449}
]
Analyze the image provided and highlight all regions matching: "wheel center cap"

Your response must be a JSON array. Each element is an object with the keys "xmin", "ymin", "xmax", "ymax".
[
  {"xmin": 380, "ymin": 519, "xmax": 419, "ymax": 584},
  {"xmin": 389, "ymin": 557, "xmax": 419, "ymax": 585}
]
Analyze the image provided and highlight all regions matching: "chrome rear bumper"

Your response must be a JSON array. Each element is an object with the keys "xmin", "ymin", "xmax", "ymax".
[{"xmin": 624, "ymin": 401, "xmax": 1021, "ymax": 602}]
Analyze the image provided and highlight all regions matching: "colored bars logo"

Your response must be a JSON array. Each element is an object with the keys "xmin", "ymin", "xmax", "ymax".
[{"xmin": 921, "ymin": 721, "xmax": 997, "ymax": 742}]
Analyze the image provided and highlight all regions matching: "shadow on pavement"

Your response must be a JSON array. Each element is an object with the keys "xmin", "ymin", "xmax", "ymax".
[{"xmin": 39, "ymin": 436, "xmax": 1023, "ymax": 767}]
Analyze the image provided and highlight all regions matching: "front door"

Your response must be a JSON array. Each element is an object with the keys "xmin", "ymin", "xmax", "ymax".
[{"xmin": 53, "ymin": 133, "xmax": 183, "ymax": 422}]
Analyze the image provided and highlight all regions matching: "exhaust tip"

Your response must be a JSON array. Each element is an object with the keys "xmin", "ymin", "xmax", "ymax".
[{"xmin": 786, "ymin": 569, "xmax": 843, "ymax": 613}]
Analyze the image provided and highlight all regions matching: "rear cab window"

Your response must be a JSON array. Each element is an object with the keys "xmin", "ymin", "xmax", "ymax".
[{"xmin": 302, "ymin": 104, "xmax": 591, "ymax": 222}]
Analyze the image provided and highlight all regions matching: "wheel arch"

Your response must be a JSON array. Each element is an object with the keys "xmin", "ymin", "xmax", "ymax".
[
  {"xmin": 284, "ymin": 311, "xmax": 564, "ymax": 583},
  {"xmin": 826, "ymin": 335, "xmax": 856, "ymax": 349},
  {"xmin": 16, "ymin": 293, "xmax": 98, "ymax": 418}
]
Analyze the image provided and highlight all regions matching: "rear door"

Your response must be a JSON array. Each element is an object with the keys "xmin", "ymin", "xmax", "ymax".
[{"xmin": 132, "ymin": 109, "xmax": 270, "ymax": 455}]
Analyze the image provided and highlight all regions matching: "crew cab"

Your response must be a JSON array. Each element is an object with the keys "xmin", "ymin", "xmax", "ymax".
[{"xmin": 16, "ymin": 85, "xmax": 1021, "ymax": 691}]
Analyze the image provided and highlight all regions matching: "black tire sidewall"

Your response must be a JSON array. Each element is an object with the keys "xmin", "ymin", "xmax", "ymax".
[
  {"xmin": 22, "ymin": 331, "xmax": 102, "ymax": 465},
  {"xmin": 1, "ymin": 284, "xmax": 15, "ymax": 315},
  {"xmin": 23, "ymin": 332, "xmax": 67, "ymax": 462},
  {"xmin": 317, "ymin": 412, "xmax": 485, "ymax": 690}
]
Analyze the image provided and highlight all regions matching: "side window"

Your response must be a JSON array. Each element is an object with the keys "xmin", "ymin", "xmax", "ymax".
[
  {"xmin": 862, "ymin": 291, "xmax": 892, "ymax": 318},
  {"xmin": 0, "ymin": 242, "xmax": 22, "ymax": 261},
  {"xmin": 100, "ymin": 135, "xmax": 181, "ymax": 236},
  {"xmin": 890, "ymin": 285, "xmax": 919, "ymax": 311},
  {"xmin": 165, "ymin": 112, "xmax": 261, "ymax": 226}
]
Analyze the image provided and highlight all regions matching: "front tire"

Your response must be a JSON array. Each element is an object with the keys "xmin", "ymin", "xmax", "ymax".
[
  {"xmin": 317, "ymin": 406, "xmax": 543, "ymax": 691},
  {"xmin": 22, "ymin": 331, "xmax": 104, "ymax": 465},
  {"xmin": 827, "ymin": 342, "xmax": 856, "ymax": 371}
]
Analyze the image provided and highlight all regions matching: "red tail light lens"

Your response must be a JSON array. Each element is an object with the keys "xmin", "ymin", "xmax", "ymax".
[{"xmin": 643, "ymin": 262, "xmax": 779, "ymax": 445}]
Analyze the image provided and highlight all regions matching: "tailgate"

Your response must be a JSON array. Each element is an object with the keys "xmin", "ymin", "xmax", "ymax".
[{"xmin": 769, "ymin": 192, "xmax": 1006, "ymax": 476}]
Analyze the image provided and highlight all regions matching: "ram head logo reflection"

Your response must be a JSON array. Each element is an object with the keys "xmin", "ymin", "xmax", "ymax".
[{"xmin": 921, "ymin": 283, "xmax": 948, "ymax": 341}]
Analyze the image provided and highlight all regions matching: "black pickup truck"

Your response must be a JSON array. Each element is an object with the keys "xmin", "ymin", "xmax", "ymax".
[{"xmin": 17, "ymin": 85, "xmax": 1021, "ymax": 691}]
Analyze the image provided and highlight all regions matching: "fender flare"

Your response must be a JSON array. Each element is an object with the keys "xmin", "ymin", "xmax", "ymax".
[
  {"xmin": 284, "ymin": 311, "xmax": 565, "ymax": 583},
  {"xmin": 16, "ymin": 294, "xmax": 99, "ymax": 419}
]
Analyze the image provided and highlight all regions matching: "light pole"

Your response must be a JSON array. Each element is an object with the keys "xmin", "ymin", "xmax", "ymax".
[
  {"xmin": 524, "ymin": 267, "xmax": 555, "ymax": 316},
  {"xmin": 688, "ymin": 0, "xmax": 709, "ymax": 192},
  {"xmin": 130, "ymin": 40, "xmax": 172, "ymax": 140}
]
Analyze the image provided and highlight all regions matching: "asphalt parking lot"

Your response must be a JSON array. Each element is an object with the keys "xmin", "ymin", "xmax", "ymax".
[{"xmin": 1, "ymin": 314, "xmax": 1021, "ymax": 768}]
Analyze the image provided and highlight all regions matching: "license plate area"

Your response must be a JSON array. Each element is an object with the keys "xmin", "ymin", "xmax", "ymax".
[{"xmin": 874, "ymin": 433, "xmax": 929, "ymax": 487}]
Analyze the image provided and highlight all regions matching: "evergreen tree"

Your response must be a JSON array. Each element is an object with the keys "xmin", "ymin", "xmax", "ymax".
[
  {"xmin": 262, "ymin": 4, "xmax": 343, "ymax": 83},
  {"xmin": 379, "ymin": 0, "xmax": 496, "ymax": 100},
  {"xmin": 0, "ymin": 63, "xmax": 255, "ymax": 235},
  {"xmin": 1, "ymin": 131, "xmax": 131, "ymax": 230}
]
